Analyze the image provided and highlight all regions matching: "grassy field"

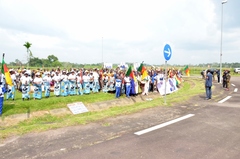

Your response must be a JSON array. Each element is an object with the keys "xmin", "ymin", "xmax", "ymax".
[
  {"xmin": 2, "ymin": 90, "xmax": 115, "ymax": 116},
  {"xmin": 0, "ymin": 77, "xmax": 205, "ymax": 139}
]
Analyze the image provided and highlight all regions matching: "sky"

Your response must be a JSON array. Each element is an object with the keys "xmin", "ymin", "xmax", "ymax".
[{"xmin": 0, "ymin": 0, "xmax": 239, "ymax": 66}]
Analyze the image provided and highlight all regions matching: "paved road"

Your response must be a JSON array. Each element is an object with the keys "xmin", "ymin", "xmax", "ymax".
[
  {"xmin": 0, "ymin": 77, "xmax": 239, "ymax": 159},
  {"xmin": 60, "ymin": 106, "xmax": 240, "ymax": 159},
  {"xmin": 55, "ymin": 77, "xmax": 240, "ymax": 159}
]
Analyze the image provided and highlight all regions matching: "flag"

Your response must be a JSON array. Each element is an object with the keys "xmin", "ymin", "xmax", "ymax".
[
  {"xmin": 184, "ymin": 65, "xmax": 190, "ymax": 76},
  {"xmin": 175, "ymin": 75, "xmax": 181, "ymax": 86},
  {"xmin": 137, "ymin": 63, "xmax": 148, "ymax": 80},
  {"xmin": 126, "ymin": 66, "xmax": 136, "ymax": 80},
  {"xmin": 1, "ymin": 55, "xmax": 13, "ymax": 86}
]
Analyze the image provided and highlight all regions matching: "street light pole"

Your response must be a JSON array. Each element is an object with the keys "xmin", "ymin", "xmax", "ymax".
[
  {"xmin": 102, "ymin": 37, "xmax": 103, "ymax": 66},
  {"xmin": 220, "ymin": 0, "xmax": 227, "ymax": 83},
  {"xmin": 27, "ymin": 49, "xmax": 29, "ymax": 69}
]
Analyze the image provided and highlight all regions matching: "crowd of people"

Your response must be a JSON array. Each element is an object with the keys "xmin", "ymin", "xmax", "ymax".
[
  {"xmin": 222, "ymin": 70, "xmax": 231, "ymax": 91},
  {"xmin": 4, "ymin": 66, "xmax": 183, "ymax": 101},
  {"xmin": 202, "ymin": 69, "xmax": 231, "ymax": 90}
]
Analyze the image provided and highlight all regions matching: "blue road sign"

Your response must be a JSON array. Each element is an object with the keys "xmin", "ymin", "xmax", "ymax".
[{"xmin": 163, "ymin": 44, "xmax": 172, "ymax": 61}]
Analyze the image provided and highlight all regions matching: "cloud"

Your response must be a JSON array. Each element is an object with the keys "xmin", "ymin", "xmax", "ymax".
[{"xmin": 0, "ymin": 0, "xmax": 239, "ymax": 66}]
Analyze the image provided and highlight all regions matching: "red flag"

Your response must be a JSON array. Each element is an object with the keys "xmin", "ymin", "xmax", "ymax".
[
  {"xmin": 137, "ymin": 63, "xmax": 148, "ymax": 80},
  {"xmin": 126, "ymin": 66, "xmax": 135, "ymax": 80},
  {"xmin": 1, "ymin": 55, "xmax": 13, "ymax": 86}
]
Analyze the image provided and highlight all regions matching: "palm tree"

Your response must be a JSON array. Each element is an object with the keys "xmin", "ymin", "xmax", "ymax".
[{"xmin": 23, "ymin": 42, "xmax": 32, "ymax": 69}]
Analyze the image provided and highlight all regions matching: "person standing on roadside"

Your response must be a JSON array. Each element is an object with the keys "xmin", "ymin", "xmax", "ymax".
[
  {"xmin": 205, "ymin": 69, "xmax": 213, "ymax": 100},
  {"xmin": 82, "ymin": 70, "xmax": 91, "ymax": 94},
  {"xmin": 68, "ymin": 70, "xmax": 77, "ymax": 95},
  {"xmin": 0, "ymin": 72, "xmax": 6, "ymax": 116},
  {"xmin": 141, "ymin": 72, "xmax": 150, "ymax": 96},
  {"xmin": 216, "ymin": 69, "xmax": 220, "ymax": 83},
  {"xmin": 115, "ymin": 74, "xmax": 122, "ymax": 98},
  {"xmin": 92, "ymin": 68, "xmax": 100, "ymax": 93},
  {"xmin": 20, "ymin": 71, "xmax": 32, "ymax": 100},
  {"xmin": 32, "ymin": 72, "xmax": 43, "ymax": 100},
  {"xmin": 222, "ymin": 70, "xmax": 227, "ymax": 88},
  {"xmin": 6, "ymin": 69, "xmax": 16, "ymax": 100},
  {"xmin": 43, "ymin": 72, "xmax": 52, "ymax": 98},
  {"xmin": 124, "ymin": 74, "xmax": 131, "ymax": 98},
  {"xmin": 226, "ymin": 70, "xmax": 231, "ymax": 91},
  {"xmin": 60, "ymin": 70, "xmax": 69, "ymax": 96},
  {"xmin": 76, "ymin": 71, "xmax": 83, "ymax": 95}
]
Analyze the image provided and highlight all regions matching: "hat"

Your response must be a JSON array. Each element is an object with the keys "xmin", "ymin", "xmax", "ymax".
[
  {"xmin": 24, "ymin": 72, "xmax": 28, "ymax": 75},
  {"xmin": 36, "ymin": 72, "xmax": 40, "ymax": 76},
  {"xmin": 85, "ymin": 70, "xmax": 89, "ymax": 73}
]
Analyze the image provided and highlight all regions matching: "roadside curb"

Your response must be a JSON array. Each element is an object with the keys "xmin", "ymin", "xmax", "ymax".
[{"xmin": 0, "ymin": 92, "xmax": 162, "ymax": 126}]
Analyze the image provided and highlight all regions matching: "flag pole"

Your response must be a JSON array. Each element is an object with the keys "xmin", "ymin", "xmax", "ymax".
[
  {"xmin": 164, "ymin": 60, "xmax": 167, "ymax": 104},
  {"xmin": 1, "ymin": 53, "xmax": 5, "ymax": 73}
]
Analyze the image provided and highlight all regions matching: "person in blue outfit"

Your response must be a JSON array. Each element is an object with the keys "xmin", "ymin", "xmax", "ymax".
[
  {"xmin": 149, "ymin": 70, "xmax": 156, "ymax": 92},
  {"xmin": 32, "ymin": 72, "xmax": 43, "ymax": 100},
  {"xmin": 76, "ymin": 71, "xmax": 83, "ymax": 95},
  {"xmin": 68, "ymin": 70, "xmax": 77, "ymax": 95},
  {"xmin": 205, "ymin": 69, "xmax": 213, "ymax": 100},
  {"xmin": 108, "ymin": 73, "xmax": 115, "ymax": 92},
  {"xmin": 115, "ymin": 74, "xmax": 122, "ymax": 98},
  {"xmin": 20, "ymin": 71, "xmax": 32, "ymax": 100},
  {"xmin": 130, "ymin": 77, "xmax": 136, "ymax": 96},
  {"xmin": 82, "ymin": 70, "xmax": 91, "ymax": 94},
  {"xmin": 60, "ymin": 70, "xmax": 69, "ymax": 97},
  {"xmin": 102, "ymin": 72, "xmax": 109, "ymax": 93},
  {"xmin": 53, "ymin": 71, "xmax": 61, "ymax": 97},
  {"xmin": 43, "ymin": 72, "xmax": 52, "ymax": 98},
  {"xmin": 0, "ymin": 72, "xmax": 6, "ymax": 116},
  {"xmin": 124, "ymin": 74, "xmax": 131, "ymax": 98},
  {"xmin": 92, "ymin": 69, "xmax": 100, "ymax": 93}
]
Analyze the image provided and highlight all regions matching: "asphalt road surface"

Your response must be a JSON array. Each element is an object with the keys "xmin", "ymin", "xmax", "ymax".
[{"xmin": 1, "ymin": 77, "xmax": 240, "ymax": 159}]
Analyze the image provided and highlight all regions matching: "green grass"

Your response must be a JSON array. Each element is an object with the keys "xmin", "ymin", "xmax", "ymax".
[
  {"xmin": 2, "ymin": 91, "xmax": 115, "ymax": 116},
  {"xmin": 0, "ymin": 77, "xmax": 205, "ymax": 139}
]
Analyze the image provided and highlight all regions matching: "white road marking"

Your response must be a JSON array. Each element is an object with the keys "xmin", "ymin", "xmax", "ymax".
[
  {"xmin": 218, "ymin": 96, "xmax": 232, "ymax": 104},
  {"xmin": 234, "ymin": 88, "xmax": 238, "ymax": 93},
  {"xmin": 231, "ymin": 84, "xmax": 236, "ymax": 87},
  {"xmin": 134, "ymin": 114, "xmax": 195, "ymax": 136}
]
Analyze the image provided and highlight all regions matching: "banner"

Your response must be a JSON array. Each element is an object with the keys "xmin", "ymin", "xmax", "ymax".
[
  {"xmin": 157, "ymin": 78, "xmax": 178, "ymax": 95},
  {"xmin": 118, "ymin": 62, "xmax": 128, "ymax": 70},
  {"xmin": 104, "ymin": 63, "xmax": 113, "ymax": 69}
]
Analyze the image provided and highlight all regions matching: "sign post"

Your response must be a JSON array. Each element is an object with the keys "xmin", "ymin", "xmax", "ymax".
[
  {"xmin": 163, "ymin": 44, "xmax": 172, "ymax": 104},
  {"xmin": 67, "ymin": 102, "xmax": 88, "ymax": 115}
]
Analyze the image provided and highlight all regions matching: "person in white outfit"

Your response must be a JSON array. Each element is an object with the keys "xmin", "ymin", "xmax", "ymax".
[{"xmin": 141, "ymin": 72, "xmax": 150, "ymax": 96}]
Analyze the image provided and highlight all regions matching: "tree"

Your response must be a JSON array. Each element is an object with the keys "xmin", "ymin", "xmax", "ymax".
[
  {"xmin": 47, "ymin": 55, "xmax": 58, "ymax": 63},
  {"xmin": 52, "ymin": 61, "xmax": 62, "ymax": 67},
  {"xmin": 42, "ymin": 59, "xmax": 51, "ymax": 67},
  {"xmin": 29, "ymin": 57, "xmax": 43, "ymax": 67},
  {"xmin": 15, "ymin": 59, "xmax": 22, "ymax": 66},
  {"xmin": 9, "ymin": 62, "xmax": 16, "ymax": 66},
  {"xmin": 23, "ymin": 42, "xmax": 32, "ymax": 68}
]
